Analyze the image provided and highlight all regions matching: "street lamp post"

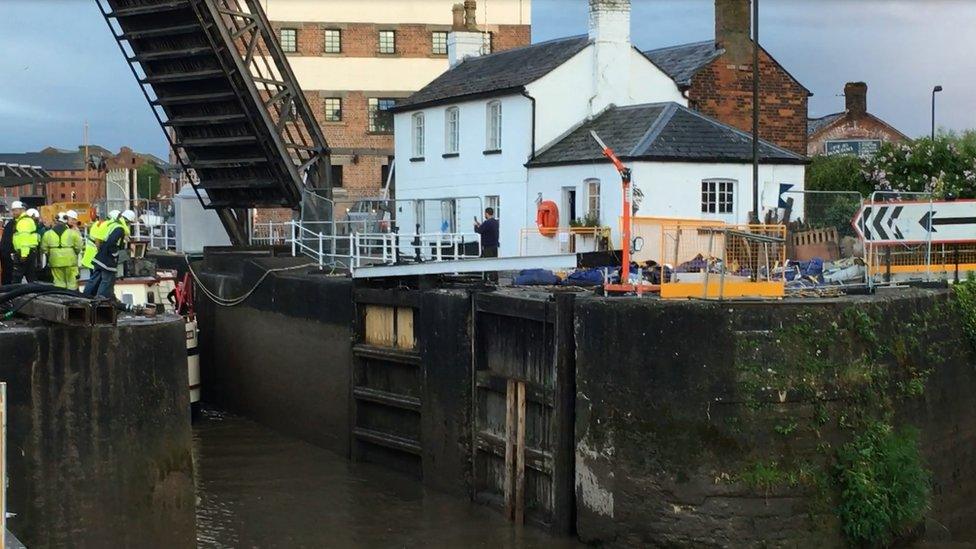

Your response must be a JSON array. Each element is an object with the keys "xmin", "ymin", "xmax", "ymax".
[{"xmin": 932, "ymin": 85, "xmax": 943, "ymax": 141}]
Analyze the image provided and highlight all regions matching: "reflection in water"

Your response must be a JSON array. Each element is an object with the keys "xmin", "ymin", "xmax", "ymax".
[{"xmin": 193, "ymin": 409, "xmax": 581, "ymax": 548}]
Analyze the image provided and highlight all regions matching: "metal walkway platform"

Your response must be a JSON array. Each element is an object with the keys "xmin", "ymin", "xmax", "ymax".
[{"xmin": 351, "ymin": 255, "xmax": 579, "ymax": 279}]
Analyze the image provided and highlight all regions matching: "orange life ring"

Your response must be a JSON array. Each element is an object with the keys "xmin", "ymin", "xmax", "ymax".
[{"xmin": 536, "ymin": 200, "xmax": 559, "ymax": 237}]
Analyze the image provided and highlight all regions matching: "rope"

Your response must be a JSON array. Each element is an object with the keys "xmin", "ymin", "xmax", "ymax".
[{"xmin": 185, "ymin": 256, "xmax": 317, "ymax": 307}]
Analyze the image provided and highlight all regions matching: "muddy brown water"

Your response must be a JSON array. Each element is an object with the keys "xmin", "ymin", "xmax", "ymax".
[{"xmin": 192, "ymin": 408, "xmax": 582, "ymax": 548}]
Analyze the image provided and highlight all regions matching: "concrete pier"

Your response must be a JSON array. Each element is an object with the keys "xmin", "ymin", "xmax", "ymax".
[{"xmin": 0, "ymin": 314, "xmax": 195, "ymax": 548}]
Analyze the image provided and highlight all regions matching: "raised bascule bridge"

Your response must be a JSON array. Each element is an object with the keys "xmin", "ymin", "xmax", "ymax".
[{"xmin": 97, "ymin": 0, "xmax": 332, "ymax": 246}]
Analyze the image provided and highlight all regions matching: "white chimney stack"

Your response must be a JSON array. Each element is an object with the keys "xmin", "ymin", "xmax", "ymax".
[
  {"xmin": 588, "ymin": 0, "xmax": 632, "ymax": 114},
  {"xmin": 448, "ymin": 1, "xmax": 485, "ymax": 67}
]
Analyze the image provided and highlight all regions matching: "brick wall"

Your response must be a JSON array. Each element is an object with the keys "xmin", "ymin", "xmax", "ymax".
[
  {"xmin": 807, "ymin": 114, "xmax": 907, "ymax": 157},
  {"xmin": 46, "ymin": 169, "xmax": 105, "ymax": 203},
  {"xmin": 689, "ymin": 48, "xmax": 809, "ymax": 156}
]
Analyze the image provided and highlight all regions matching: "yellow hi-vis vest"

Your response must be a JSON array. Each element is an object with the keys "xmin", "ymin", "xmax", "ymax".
[
  {"xmin": 41, "ymin": 225, "xmax": 84, "ymax": 268},
  {"xmin": 81, "ymin": 220, "xmax": 110, "ymax": 269},
  {"xmin": 11, "ymin": 214, "xmax": 39, "ymax": 258}
]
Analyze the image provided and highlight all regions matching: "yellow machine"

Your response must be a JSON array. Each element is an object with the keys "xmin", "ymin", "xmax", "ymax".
[{"xmin": 40, "ymin": 202, "xmax": 95, "ymax": 225}]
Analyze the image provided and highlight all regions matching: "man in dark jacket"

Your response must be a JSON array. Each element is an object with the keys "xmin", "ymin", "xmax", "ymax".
[
  {"xmin": 83, "ymin": 209, "xmax": 133, "ymax": 299},
  {"xmin": 474, "ymin": 207, "xmax": 499, "ymax": 258},
  {"xmin": 0, "ymin": 207, "xmax": 16, "ymax": 285}
]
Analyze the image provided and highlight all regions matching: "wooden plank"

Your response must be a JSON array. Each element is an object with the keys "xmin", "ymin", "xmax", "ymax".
[
  {"xmin": 352, "ymin": 343, "xmax": 420, "ymax": 365},
  {"xmin": 515, "ymin": 380, "xmax": 527, "ymax": 525},
  {"xmin": 475, "ymin": 293, "xmax": 553, "ymax": 323},
  {"xmin": 11, "ymin": 294, "xmax": 94, "ymax": 325},
  {"xmin": 551, "ymin": 292, "xmax": 577, "ymax": 535},
  {"xmin": 474, "ymin": 432, "xmax": 553, "ymax": 474},
  {"xmin": 354, "ymin": 287, "xmax": 422, "ymax": 308},
  {"xmin": 364, "ymin": 305, "xmax": 395, "ymax": 347},
  {"xmin": 352, "ymin": 427, "xmax": 422, "ymax": 456},
  {"xmin": 504, "ymin": 379, "xmax": 516, "ymax": 521},
  {"xmin": 396, "ymin": 307, "xmax": 415, "ymax": 350},
  {"xmin": 475, "ymin": 370, "xmax": 554, "ymax": 408}
]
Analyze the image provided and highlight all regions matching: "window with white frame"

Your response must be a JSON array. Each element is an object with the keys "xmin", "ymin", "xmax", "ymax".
[
  {"xmin": 486, "ymin": 100, "xmax": 502, "ymax": 151},
  {"xmin": 701, "ymin": 179, "xmax": 735, "ymax": 214},
  {"xmin": 585, "ymin": 178, "xmax": 601, "ymax": 221},
  {"xmin": 324, "ymin": 29, "xmax": 341, "ymax": 53},
  {"xmin": 412, "ymin": 113, "xmax": 425, "ymax": 158},
  {"xmin": 432, "ymin": 31, "xmax": 448, "ymax": 55},
  {"xmin": 486, "ymin": 195, "xmax": 500, "ymax": 219},
  {"xmin": 378, "ymin": 30, "xmax": 396, "ymax": 54},
  {"xmin": 323, "ymin": 97, "xmax": 342, "ymax": 122},
  {"xmin": 280, "ymin": 28, "xmax": 297, "ymax": 52},
  {"xmin": 445, "ymin": 107, "xmax": 460, "ymax": 154}
]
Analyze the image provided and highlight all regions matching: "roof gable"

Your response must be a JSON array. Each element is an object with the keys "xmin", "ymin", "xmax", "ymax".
[
  {"xmin": 392, "ymin": 36, "xmax": 591, "ymax": 112},
  {"xmin": 643, "ymin": 40, "xmax": 812, "ymax": 96},
  {"xmin": 529, "ymin": 102, "xmax": 807, "ymax": 167}
]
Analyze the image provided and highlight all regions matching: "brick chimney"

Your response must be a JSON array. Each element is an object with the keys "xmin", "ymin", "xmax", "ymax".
[
  {"xmin": 448, "ymin": 1, "xmax": 485, "ymax": 67},
  {"xmin": 844, "ymin": 82, "xmax": 868, "ymax": 116},
  {"xmin": 464, "ymin": 0, "xmax": 478, "ymax": 31},
  {"xmin": 589, "ymin": 0, "xmax": 632, "ymax": 114},
  {"xmin": 715, "ymin": 0, "xmax": 751, "ymax": 66},
  {"xmin": 452, "ymin": 3, "xmax": 465, "ymax": 30}
]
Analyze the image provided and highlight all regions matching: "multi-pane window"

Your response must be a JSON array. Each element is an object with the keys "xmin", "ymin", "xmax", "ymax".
[
  {"xmin": 378, "ymin": 30, "xmax": 396, "ymax": 54},
  {"xmin": 485, "ymin": 101, "xmax": 502, "ymax": 151},
  {"xmin": 324, "ymin": 29, "xmax": 341, "ymax": 53},
  {"xmin": 445, "ymin": 107, "xmax": 460, "ymax": 154},
  {"xmin": 585, "ymin": 178, "xmax": 601, "ymax": 220},
  {"xmin": 323, "ymin": 98, "xmax": 342, "ymax": 122},
  {"xmin": 368, "ymin": 98, "xmax": 396, "ymax": 133},
  {"xmin": 412, "ymin": 113, "xmax": 425, "ymax": 158},
  {"xmin": 701, "ymin": 179, "xmax": 735, "ymax": 214},
  {"xmin": 280, "ymin": 28, "xmax": 297, "ymax": 53},
  {"xmin": 432, "ymin": 31, "xmax": 449, "ymax": 55},
  {"xmin": 486, "ymin": 195, "xmax": 500, "ymax": 219}
]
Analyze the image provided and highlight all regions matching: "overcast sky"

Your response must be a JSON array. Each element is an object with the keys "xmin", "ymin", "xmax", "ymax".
[{"xmin": 1, "ymin": 0, "xmax": 974, "ymax": 158}]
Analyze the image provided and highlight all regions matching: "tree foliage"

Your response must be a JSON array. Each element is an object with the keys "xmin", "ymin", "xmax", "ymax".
[
  {"xmin": 136, "ymin": 163, "xmax": 161, "ymax": 200},
  {"xmin": 864, "ymin": 131, "xmax": 976, "ymax": 198}
]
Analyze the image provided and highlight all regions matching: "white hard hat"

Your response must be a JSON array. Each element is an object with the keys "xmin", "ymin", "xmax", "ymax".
[
  {"xmin": 10, "ymin": 201, "xmax": 24, "ymax": 210},
  {"xmin": 108, "ymin": 209, "xmax": 121, "ymax": 220},
  {"xmin": 66, "ymin": 210, "xmax": 79, "ymax": 220},
  {"xmin": 26, "ymin": 208, "xmax": 39, "ymax": 217},
  {"xmin": 57, "ymin": 211, "xmax": 66, "ymax": 220},
  {"xmin": 121, "ymin": 209, "xmax": 137, "ymax": 223}
]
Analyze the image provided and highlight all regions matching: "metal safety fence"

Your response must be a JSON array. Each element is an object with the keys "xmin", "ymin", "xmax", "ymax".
[{"xmin": 658, "ymin": 222, "xmax": 788, "ymax": 299}]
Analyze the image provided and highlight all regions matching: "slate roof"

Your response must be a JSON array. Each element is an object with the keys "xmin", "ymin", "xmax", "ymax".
[
  {"xmin": 807, "ymin": 112, "xmax": 844, "ymax": 136},
  {"xmin": 528, "ymin": 102, "xmax": 807, "ymax": 167},
  {"xmin": 642, "ymin": 40, "xmax": 724, "ymax": 88},
  {"xmin": 0, "ymin": 151, "xmax": 86, "ymax": 171},
  {"xmin": 391, "ymin": 35, "xmax": 591, "ymax": 112}
]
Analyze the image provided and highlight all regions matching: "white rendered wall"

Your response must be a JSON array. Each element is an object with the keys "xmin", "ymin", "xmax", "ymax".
[
  {"xmin": 394, "ymin": 94, "xmax": 533, "ymax": 257},
  {"xmin": 262, "ymin": 0, "xmax": 530, "ymax": 25},
  {"xmin": 287, "ymin": 57, "xmax": 450, "ymax": 93},
  {"xmin": 526, "ymin": 47, "xmax": 686, "ymax": 150},
  {"xmin": 526, "ymin": 161, "xmax": 806, "ymax": 255}
]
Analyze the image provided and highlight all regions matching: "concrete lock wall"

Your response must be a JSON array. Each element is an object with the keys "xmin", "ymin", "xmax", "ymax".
[
  {"xmin": 573, "ymin": 289, "xmax": 976, "ymax": 546},
  {"xmin": 194, "ymin": 256, "xmax": 356, "ymax": 455},
  {"xmin": 0, "ymin": 317, "xmax": 195, "ymax": 548}
]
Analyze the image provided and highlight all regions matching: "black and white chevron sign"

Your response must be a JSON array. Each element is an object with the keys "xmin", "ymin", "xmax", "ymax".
[{"xmin": 853, "ymin": 200, "xmax": 976, "ymax": 244}]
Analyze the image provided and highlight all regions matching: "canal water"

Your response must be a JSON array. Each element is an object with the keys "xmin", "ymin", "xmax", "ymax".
[{"xmin": 192, "ymin": 408, "xmax": 582, "ymax": 548}]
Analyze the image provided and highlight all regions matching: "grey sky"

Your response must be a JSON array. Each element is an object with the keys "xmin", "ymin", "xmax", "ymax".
[{"xmin": 1, "ymin": 0, "xmax": 974, "ymax": 158}]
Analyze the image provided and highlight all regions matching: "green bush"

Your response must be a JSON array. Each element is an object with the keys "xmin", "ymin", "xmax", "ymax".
[
  {"xmin": 835, "ymin": 422, "xmax": 930, "ymax": 546},
  {"xmin": 952, "ymin": 275, "xmax": 976, "ymax": 351}
]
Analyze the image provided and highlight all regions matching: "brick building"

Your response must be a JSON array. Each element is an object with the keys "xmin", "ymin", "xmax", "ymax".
[
  {"xmin": 643, "ymin": 0, "xmax": 811, "ymax": 156},
  {"xmin": 264, "ymin": 0, "xmax": 531, "ymax": 204},
  {"xmin": 807, "ymin": 82, "xmax": 908, "ymax": 158},
  {"xmin": 0, "ymin": 146, "xmax": 111, "ymax": 203},
  {"xmin": 0, "ymin": 146, "xmax": 172, "ymax": 206}
]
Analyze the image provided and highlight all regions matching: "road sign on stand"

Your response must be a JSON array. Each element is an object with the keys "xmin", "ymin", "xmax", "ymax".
[{"xmin": 852, "ymin": 200, "xmax": 976, "ymax": 245}]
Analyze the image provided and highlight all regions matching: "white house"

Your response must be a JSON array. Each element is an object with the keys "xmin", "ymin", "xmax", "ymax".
[{"xmin": 391, "ymin": 0, "xmax": 806, "ymax": 257}]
